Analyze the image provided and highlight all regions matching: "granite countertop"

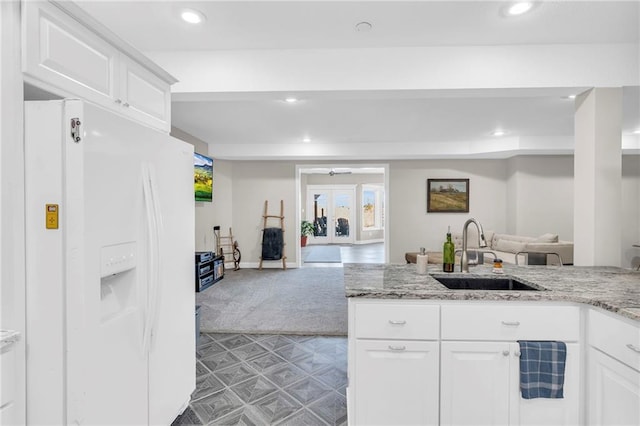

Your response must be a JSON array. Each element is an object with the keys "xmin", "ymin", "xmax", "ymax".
[{"xmin": 344, "ymin": 263, "xmax": 640, "ymax": 322}]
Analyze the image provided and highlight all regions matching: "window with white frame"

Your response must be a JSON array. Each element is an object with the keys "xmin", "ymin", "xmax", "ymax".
[{"xmin": 362, "ymin": 185, "xmax": 384, "ymax": 231}]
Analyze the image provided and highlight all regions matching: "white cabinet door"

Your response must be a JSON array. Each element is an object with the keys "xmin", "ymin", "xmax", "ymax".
[
  {"xmin": 440, "ymin": 341, "xmax": 510, "ymax": 426},
  {"xmin": 118, "ymin": 56, "xmax": 171, "ymax": 131},
  {"xmin": 511, "ymin": 342, "xmax": 581, "ymax": 426},
  {"xmin": 588, "ymin": 348, "xmax": 640, "ymax": 426},
  {"xmin": 353, "ymin": 340, "xmax": 439, "ymax": 426},
  {"xmin": 23, "ymin": 1, "xmax": 118, "ymax": 104}
]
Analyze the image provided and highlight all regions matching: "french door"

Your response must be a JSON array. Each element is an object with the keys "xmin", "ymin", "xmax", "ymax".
[{"xmin": 306, "ymin": 185, "xmax": 355, "ymax": 244}]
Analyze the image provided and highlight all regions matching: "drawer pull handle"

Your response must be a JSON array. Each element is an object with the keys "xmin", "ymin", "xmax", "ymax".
[
  {"xmin": 501, "ymin": 321, "xmax": 520, "ymax": 326},
  {"xmin": 388, "ymin": 345, "xmax": 406, "ymax": 351},
  {"xmin": 388, "ymin": 320, "xmax": 407, "ymax": 325},
  {"xmin": 627, "ymin": 343, "xmax": 640, "ymax": 353}
]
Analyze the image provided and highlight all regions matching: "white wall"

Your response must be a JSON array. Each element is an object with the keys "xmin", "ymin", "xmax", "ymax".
[
  {"xmin": 506, "ymin": 156, "xmax": 574, "ymax": 241},
  {"xmin": 0, "ymin": 2, "xmax": 26, "ymax": 424},
  {"xmin": 171, "ymin": 127, "xmax": 233, "ymax": 252},
  {"xmin": 231, "ymin": 161, "xmax": 298, "ymax": 267},
  {"xmin": 388, "ymin": 159, "xmax": 508, "ymax": 263}
]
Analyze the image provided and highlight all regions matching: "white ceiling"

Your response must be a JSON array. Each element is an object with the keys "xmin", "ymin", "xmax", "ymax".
[
  {"xmin": 76, "ymin": 1, "xmax": 639, "ymax": 50},
  {"xmin": 75, "ymin": 1, "xmax": 640, "ymax": 160}
]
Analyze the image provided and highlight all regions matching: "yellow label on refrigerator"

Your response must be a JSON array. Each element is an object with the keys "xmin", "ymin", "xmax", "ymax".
[{"xmin": 46, "ymin": 204, "xmax": 59, "ymax": 229}]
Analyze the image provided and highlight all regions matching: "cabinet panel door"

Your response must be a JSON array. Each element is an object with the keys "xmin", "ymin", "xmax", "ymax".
[
  {"xmin": 23, "ymin": 2, "xmax": 117, "ymax": 103},
  {"xmin": 589, "ymin": 309, "xmax": 640, "ymax": 371},
  {"xmin": 441, "ymin": 341, "xmax": 510, "ymax": 426},
  {"xmin": 353, "ymin": 340, "xmax": 439, "ymax": 426},
  {"xmin": 354, "ymin": 302, "xmax": 439, "ymax": 340},
  {"xmin": 512, "ymin": 342, "xmax": 581, "ymax": 426},
  {"xmin": 588, "ymin": 348, "xmax": 640, "ymax": 426},
  {"xmin": 119, "ymin": 57, "xmax": 170, "ymax": 131},
  {"xmin": 441, "ymin": 304, "xmax": 580, "ymax": 342}
]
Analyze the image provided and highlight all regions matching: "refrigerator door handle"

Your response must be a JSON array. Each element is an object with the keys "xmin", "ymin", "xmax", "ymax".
[{"xmin": 141, "ymin": 164, "xmax": 163, "ymax": 356}]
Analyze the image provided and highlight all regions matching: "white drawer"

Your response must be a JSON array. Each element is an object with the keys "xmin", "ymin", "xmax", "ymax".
[
  {"xmin": 441, "ymin": 303, "xmax": 580, "ymax": 341},
  {"xmin": 589, "ymin": 309, "xmax": 640, "ymax": 371},
  {"xmin": 354, "ymin": 302, "xmax": 439, "ymax": 340}
]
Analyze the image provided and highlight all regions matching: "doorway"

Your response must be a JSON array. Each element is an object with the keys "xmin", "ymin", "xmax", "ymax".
[
  {"xmin": 306, "ymin": 185, "xmax": 355, "ymax": 245},
  {"xmin": 295, "ymin": 165, "xmax": 389, "ymax": 268}
]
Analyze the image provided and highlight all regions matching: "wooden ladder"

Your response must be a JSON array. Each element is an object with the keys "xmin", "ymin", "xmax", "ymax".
[
  {"xmin": 259, "ymin": 200, "xmax": 286, "ymax": 270},
  {"xmin": 214, "ymin": 226, "xmax": 240, "ymax": 270}
]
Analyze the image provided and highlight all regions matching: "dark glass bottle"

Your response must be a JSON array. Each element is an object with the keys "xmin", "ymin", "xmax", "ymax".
[{"xmin": 443, "ymin": 228, "xmax": 455, "ymax": 273}]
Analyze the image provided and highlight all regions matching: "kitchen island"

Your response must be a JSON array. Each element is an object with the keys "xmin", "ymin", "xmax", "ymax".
[{"xmin": 344, "ymin": 263, "xmax": 640, "ymax": 426}]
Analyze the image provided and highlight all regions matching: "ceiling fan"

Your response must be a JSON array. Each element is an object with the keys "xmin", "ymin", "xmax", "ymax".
[{"xmin": 329, "ymin": 169, "xmax": 352, "ymax": 176}]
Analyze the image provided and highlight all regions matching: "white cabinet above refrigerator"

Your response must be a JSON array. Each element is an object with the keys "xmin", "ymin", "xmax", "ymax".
[{"xmin": 22, "ymin": 1, "xmax": 175, "ymax": 132}]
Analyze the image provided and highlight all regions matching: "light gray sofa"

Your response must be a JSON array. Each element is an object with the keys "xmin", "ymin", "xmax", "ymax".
[{"xmin": 451, "ymin": 230, "xmax": 573, "ymax": 265}]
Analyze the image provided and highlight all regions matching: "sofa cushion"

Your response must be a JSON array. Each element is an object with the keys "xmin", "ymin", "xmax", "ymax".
[
  {"xmin": 535, "ymin": 233, "xmax": 559, "ymax": 243},
  {"xmin": 494, "ymin": 239, "xmax": 528, "ymax": 254},
  {"xmin": 451, "ymin": 230, "xmax": 494, "ymax": 249}
]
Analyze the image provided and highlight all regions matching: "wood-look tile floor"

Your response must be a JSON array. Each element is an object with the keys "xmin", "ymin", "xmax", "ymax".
[{"xmin": 172, "ymin": 333, "xmax": 348, "ymax": 426}]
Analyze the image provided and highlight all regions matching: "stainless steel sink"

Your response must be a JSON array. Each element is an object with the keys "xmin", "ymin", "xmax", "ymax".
[{"xmin": 433, "ymin": 275, "xmax": 540, "ymax": 291}]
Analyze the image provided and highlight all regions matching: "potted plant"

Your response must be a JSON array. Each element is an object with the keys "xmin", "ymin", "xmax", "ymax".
[{"xmin": 301, "ymin": 220, "xmax": 314, "ymax": 247}]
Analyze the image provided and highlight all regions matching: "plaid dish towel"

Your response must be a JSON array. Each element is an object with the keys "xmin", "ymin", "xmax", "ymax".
[{"xmin": 518, "ymin": 341, "xmax": 567, "ymax": 399}]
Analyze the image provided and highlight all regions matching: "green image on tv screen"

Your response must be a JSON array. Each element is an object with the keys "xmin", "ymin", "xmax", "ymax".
[{"xmin": 194, "ymin": 152, "xmax": 213, "ymax": 202}]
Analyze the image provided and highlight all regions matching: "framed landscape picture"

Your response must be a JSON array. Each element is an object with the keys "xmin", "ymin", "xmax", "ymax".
[{"xmin": 427, "ymin": 178, "xmax": 469, "ymax": 213}]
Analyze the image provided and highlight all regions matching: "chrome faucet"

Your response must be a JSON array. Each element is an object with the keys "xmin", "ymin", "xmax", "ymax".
[{"xmin": 461, "ymin": 218, "xmax": 488, "ymax": 273}]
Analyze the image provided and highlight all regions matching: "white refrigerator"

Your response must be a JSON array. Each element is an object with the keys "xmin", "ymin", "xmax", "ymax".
[{"xmin": 24, "ymin": 100, "xmax": 195, "ymax": 425}]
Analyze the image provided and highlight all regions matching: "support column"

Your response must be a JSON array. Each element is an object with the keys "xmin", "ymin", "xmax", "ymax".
[
  {"xmin": 573, "ymin": 88, "xmax": 623, "ymax": 266},
  {"xmin": 1, "ymin": 1, "xmax": 27, "ymax": 425}
]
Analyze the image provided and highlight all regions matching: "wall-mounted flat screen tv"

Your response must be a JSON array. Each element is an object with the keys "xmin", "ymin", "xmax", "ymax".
[{"xmin": 194, "ymin": 152, "xmax": 213, "ymax": 202}]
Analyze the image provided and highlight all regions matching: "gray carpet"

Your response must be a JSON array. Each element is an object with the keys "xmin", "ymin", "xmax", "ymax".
[
  {"xmin": 303, "ymin": 245, "xmax": 342, "ymax": 263},
  {"xmin": 196, "ymin": 267, "xmax": 347, "ymax": 335}
]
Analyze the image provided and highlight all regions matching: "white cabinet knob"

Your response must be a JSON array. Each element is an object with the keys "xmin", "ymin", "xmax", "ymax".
[{"xmin": 502, "ymin": 350, "xmax": 510, "ymax": 356}]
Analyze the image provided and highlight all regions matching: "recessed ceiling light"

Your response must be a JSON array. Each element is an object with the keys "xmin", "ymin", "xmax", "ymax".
[
  {"xmin": 181, "ymin": 9, "xmax": 206, "ymax": 24},
  {"xmin": 633, "ymin": 129, "xmax": 640, "ymax": 135},
  {"xmin": 503, "ymin": 1, "xmax": 536, "ymax": 17},
  {"xmin": 491, "ymin": 129, "xmax": 507, "ymax": 137},
  {"xmin": 355, "ymin": 21, "xmax": 372, "ymax": 32},
  {"xmin": 302, "ymin": 137, "xmax": 311, "ymax": 143},
  {"xmin": 561, "ymin": 94, "xmax": 577, "ymax": 100},
  {"xmin": 285, "ymin": 97, "xmax": 298, "ymax": 103}
]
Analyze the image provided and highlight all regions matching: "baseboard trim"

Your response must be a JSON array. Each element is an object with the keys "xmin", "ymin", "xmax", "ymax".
[
  {"xmin": 240, "ymin": 261, "xmax": 299, "ymax": 269},
  {"xmin": 355, "ymin": 239, "xmax": 384, "ymax": 245}
]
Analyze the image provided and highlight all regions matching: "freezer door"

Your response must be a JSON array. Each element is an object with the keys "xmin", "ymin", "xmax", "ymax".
[{"xmin": 65, "ymin": 100, "xmax": 150, "ymax": 425}]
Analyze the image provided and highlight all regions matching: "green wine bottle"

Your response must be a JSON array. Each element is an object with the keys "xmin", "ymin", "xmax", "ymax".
[{"xmin": 443, "ymin": 226, "xmax": 455, "ymax": 273}]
